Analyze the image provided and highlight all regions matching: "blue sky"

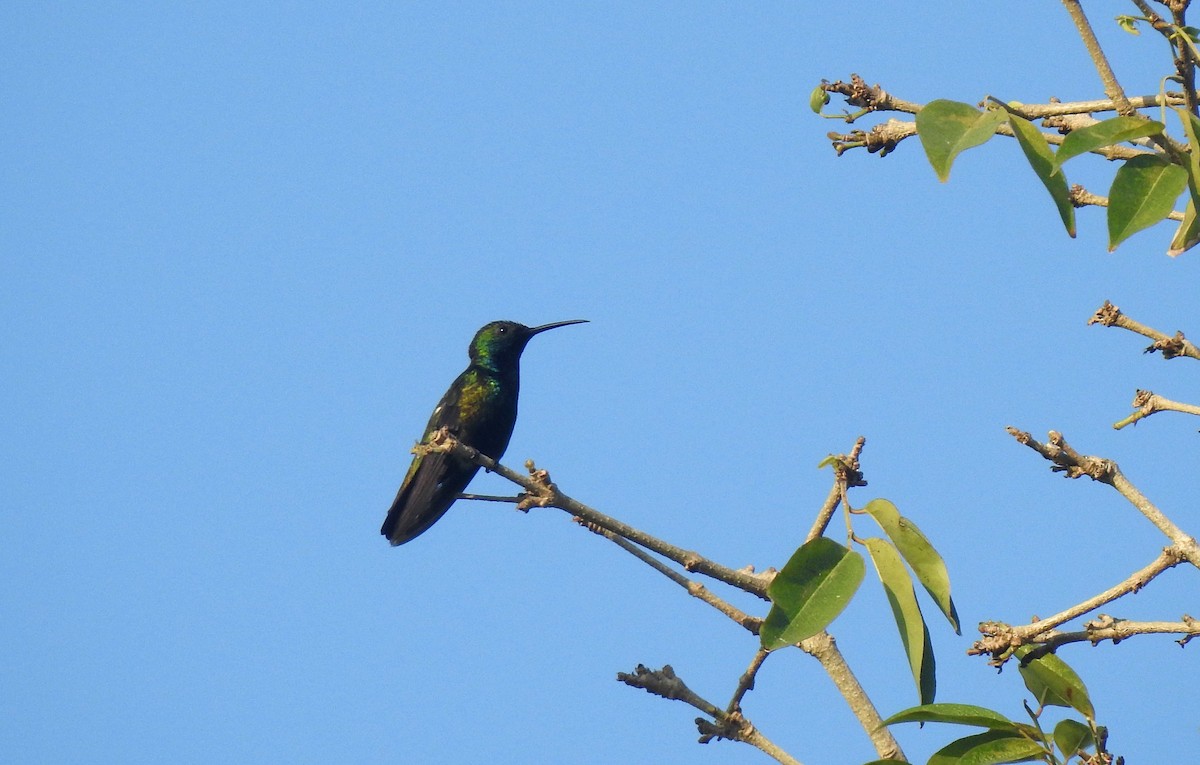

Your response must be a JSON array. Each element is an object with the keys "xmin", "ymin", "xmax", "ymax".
[{"xmin": 4, "ymin": 3, "xmax": 1198, "ymax": 763}]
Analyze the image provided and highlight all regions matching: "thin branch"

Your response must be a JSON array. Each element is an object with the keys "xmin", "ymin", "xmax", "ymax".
[
  {"xmin": 822, "ymin": 74, "xmax": 1182, "ymax": 119},
  {"xmin": 1113, "ymin": 388, "xmax": 1200, "ymax": 429},
  {"xmin": 805, "ymin": 437, "xmax": 867, "ymax": 543},
  {"xmin": 1062, "ymin": 0, "xmax": 1135, "ymax": 115},
  {"xmin": 1107, "ymin": 466, "xmax": 1200, "ymax": 565},
  {"xmin": 1022, "ymin": 614, "xmax": 1200, "ymax": 654},
  {"xmin": 419, "ymin": 429, "xmax": 774, "ymax": 597},
  {"xmin": 970, "ymin": 546, "xmax": 1184, "ymax": 660},
  {"xmin": 726, "ymin": 648, "xmax": 770, "ymax": 714},
  {"xmin": 827, "ymin": 118, "xmax": 1153, "ymax": 160},
  {"xmin": 1006, "ymin": 428, "xmax": 1200, "ymax": 566},
  {"xmin": 616, "ymin": 664, "xmax": 803, "ymax": 765},
  {"xmin": 576, "ymin": 520, "xmax": 763, "ymax": 634},
  {"xmin": 1088, "ymin": 300, "xmax": 1200, "ymax": 360},
  {"xmin": 1016, "ymin": 546, "xmax": 1181, "ymax": 636},
  {"xmin": 1070, "ymin": 184, "xmax": 1187, "ymax": 220}
]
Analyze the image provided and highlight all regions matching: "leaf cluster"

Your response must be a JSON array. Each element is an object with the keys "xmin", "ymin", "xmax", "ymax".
[
  {"xmin": 913, "ymin": 99, "xmax": 1200, "ymax": 253},
  {"xmin": 761, "ymin": 495, "xmax": 958, "ymax": 707},
  {"xmin": 880, "ymin": 645, "xmax": 1105, "ymax": 765}
]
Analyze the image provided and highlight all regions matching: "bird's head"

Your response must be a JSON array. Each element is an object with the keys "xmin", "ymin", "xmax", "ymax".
[{"xmin": 469, "ymin": 319, "xmax": 588, "ymax": 371}]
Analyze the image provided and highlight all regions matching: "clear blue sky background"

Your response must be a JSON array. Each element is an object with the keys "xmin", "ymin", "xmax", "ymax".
[{"xmin": 4, "ymin": 3, "xmax": 1198, "ymax": 763}]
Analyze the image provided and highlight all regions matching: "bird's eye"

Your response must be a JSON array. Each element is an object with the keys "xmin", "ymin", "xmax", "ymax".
[{"xmin": 497, "ymin": 326, "xmax": 507, "ymax": 334}]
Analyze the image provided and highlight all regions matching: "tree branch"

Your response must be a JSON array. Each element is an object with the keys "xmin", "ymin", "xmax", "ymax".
[
  {"xmin": 616, "ymin": 664, "xmax": 803, "ymax": 765},
  {"xmin": 1088, "ymin": 300, "xmax": 1200, "ymax": 360},
  {"xmin": 1020, "ymin": 614, "xmax": 1200, "ymax": 655},
  {"xmin": 419, "ymin": 429, "xmax": 774, "ymax": 597},
  {"xmin": 799, "ymin": 631, "xmax": 905, "ymax": 761},
  {"xmin": 805, "ymin": 437, "xmax": 867, "ymax": 543},
  {"xmin": 1070, "ymin": 185, "xmax": 1187, "ymax": 220},
  {"xmin": 1113, "ymin": 388, "xmax": 1200, "ymax": 429},
  {"xmin": 1006, "ymin": 428, "xmax": 1200, "ymax": 566},
  {"xmin": 435, "ymin": 431, "xmax": 905, "ymax": 761},
  {"xmin": 1062, "ymin": 0, "xmax": 1135, "ymax": 115},
  {"xmin": 576, "ymin": 520, "xmax": 764, "ymax": 634},
  {"xmin": 726, "ymin": 648, "xmax": 770, "ymax": 714},
  {"xmin": 970, "ymin": 545, "xmax": 1184, "ymax": 661}
]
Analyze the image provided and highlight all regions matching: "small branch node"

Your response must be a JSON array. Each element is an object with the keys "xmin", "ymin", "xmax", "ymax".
[{"xmin": 1089, "ymin": 300, "xmax": 1123, "ymax": 326}]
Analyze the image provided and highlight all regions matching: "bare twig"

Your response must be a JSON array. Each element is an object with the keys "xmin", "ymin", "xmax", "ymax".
[
  {"xmin": 970, "ymin": 546, "xmax": 1184, "ymax": 660},
  {"xmin": 805, "ymin": 437, "xmax": 867, "ymax": 543},
  {"xmin": 1006, "ymin": 428, "xmax": 1200, "ymax": 566},
  {"xmin": 727, "ymin": 648, "xmax": 770, "ymax": 714},
  {"xmin": 576, "ymin": 520, "xmax": 763, "ymax": 634},
  {"xmin": 827, "ymin": 118, "xmax": 1151, "ymax": 160},
  {"xmin": 1113, "ymin": 389, "xmax": 1200, "ymax": 429},
  {"xmin": 1088, "ymin": 301, "xmax": 1200, "ymax": 360},
  {"xmin": 423, "ymin": 429, "xmax": 773, "ymax": 597},
  {"xmin": 1022, "ymin": 615, "xmax": 1200, "ymax": 655},
  {"xmin": 822, "ymin": 75, "xmax": 1182, "ymax": 119},
  {"xmin": 1070, "ymin": 185, "xmax": 1187, "ymax": 220},
  {"xmin": 458, "ymin": 492, "xmax": 521, "ymax": 502},
  {"xmin": 1062, "ymin": 0, "xmax": 1134, "ymax": 115},
  {"xmin": 616, "ymin": 664, "xmax": 803, "ymax": 765}
]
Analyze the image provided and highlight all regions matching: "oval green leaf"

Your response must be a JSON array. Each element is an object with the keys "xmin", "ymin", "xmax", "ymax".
[
  {"xmin": 1107, "ymin": 154, "xmax": 1188, "ymax": 251},
  {"xmin": 883, "ymin": 703, "xmax": 1018, "ymax": 732},
  {"xmin": 1015, "ymin": 645, "xmax": 1095, "ymax": 721},
  {"xmin": 810, "ymin": 84, "xmax": 830, "ymax": 114},
  {"xmin": 916, "ymin": 100, "xmax": 1007, "ymax": 182},
  {"xmin": 1053, "ymin": 719, "xmax": 1093, "ymax": 759},
  {"xmin": 1007, "ymin": 114, "xmax": 1076, "ymax": 237},
  {"xmin": 863, "ymin": 499, "xmax": 959, "ymax": 634},
  {"xmin": 928, "ymin": 731, "xmax": 1046, "ymax": 765},
  {"xmin": 865, "ymin": 537, "xmax": 935, "ymax": 704},
  {"xmin": 1054, "ymin": 116, "xmax": 1164, "ymax": 169},
  {"xmin": 761, "ymin": 538, "xmax": 865, "ymax": 650}
]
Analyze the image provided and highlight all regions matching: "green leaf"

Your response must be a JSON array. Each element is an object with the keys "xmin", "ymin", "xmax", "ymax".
[
  {"xmin": 1171, "ymin": 107, "xmax": 1200, "ymax": 256},
  {"xmin": 1053, "ymin": 719, "xmax": 1093, "ymax": 759},
  {"xmin": 1106, "ymin": 154, "xmax": 1188, "ymax": 251},
  {"xmin": 928, "ymin": 731, "xmax": 1046, "ymax": 765},
  {"xmin": 1007, "ymin": 114, "xmax": 1076, "ymax": 237},
  {"xmin": 1115, "ymin": 15, "xmax": 1141, "ymax": 35},
  {"xmin": 883, "ymin": 703, "xmax": 1019, "ymax": 732},
  {"xmin": 916, "ymin": 100, "xmax": 1007, "ymax": 181},
  {"xmin": 810, "ymin": 84, "xmax": 830, "ymax": 114},
  {"xmin": 865, "ymin": 538, "xmax": 935, "ymax": 704},
  {"xmin": 862, "ymin": 499, "xmax": 959, "ymax": 634},
  {"xmin": 1054, "ymin": 116, "xmax": 1164, "ymax": 169},
  {"xmin": 1015, "ymin": 645, "xmax": 1096, "ymax": 721},
  {"xmin": 1168, "ymin": 197, "xmax": 1200, "ymax": 256},
  {"xmin": 761, "ymin": 538, "xmax": 865, "ymax": 650},
  {"xmin": 1174, "ymin": 108, "xmax": 1200, "ymax": 187}
]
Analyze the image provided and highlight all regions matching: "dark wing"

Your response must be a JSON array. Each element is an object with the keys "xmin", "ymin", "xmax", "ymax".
[
  {"xmin": 380, "ymin": 450, "xmax": 477, "ymax": 545},
  {"xmin": 381, "ymin": 372, "xmax": 478, "ymax": 545}
]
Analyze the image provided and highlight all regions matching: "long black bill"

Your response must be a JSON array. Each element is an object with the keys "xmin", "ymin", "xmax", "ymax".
[{"xmin": 528, "ymin": 319, "xmax": 589, "ymax": 336}]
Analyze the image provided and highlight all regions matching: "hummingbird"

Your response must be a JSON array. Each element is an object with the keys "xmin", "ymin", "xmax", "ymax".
[{"xmin": 381, "ymin": 319, "xmax": 588, "ymax": 545}]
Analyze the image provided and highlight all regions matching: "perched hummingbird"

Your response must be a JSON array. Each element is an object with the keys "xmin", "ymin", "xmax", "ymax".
[{"xmin": 381, "ymin": 319, "xmax": 588, "ymax": 545}]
